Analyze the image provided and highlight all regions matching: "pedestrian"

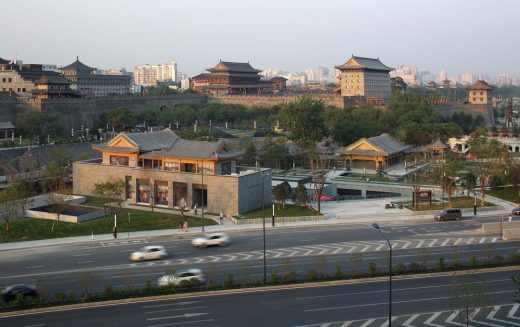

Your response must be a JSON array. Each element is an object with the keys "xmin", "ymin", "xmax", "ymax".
[
  {"xmin": 509, "ymin": 215, "xmax": 513, "ymax": 222},
  {"xmin": 220, "ymin": 211, "xmax": 224, "ymax": 225},
  {"xmin": 183, "ymin": 221, "xmax": 189, "ymax": 232},
  {"xmin": 194, "ymin": 204, "xmax": 198, "ymax": 216},
  {"xmin": 178, "ymin": 221, "xmax": 183, "ymax": 232}
]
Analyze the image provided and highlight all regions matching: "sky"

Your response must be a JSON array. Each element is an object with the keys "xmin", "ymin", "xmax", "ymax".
[{"xmin": 2, "ymin": 0, "xmax": 519, "ymax": 77}]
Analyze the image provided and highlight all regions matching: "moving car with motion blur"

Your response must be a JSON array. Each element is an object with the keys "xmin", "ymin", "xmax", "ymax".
[
  {"xmin": 1, "ymin": 284, "xmax": 39, "ymax": 302},
  {"xmin": 191, "ymin": 232, "xmax": 230, "ymax": 248},
  {"xmin": 130, "ymin": 245, "xmax": 167, "ymax": 261},
  {"xmin": 158, "ymin": 269, "xmax": 206, "ymax": 286}
]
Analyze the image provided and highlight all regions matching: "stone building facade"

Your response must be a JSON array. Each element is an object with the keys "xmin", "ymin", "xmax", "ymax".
[
  {"xmin": 335, "ymin": 55, "xmax": 393, "ymax": 104},
  {"xmin": 0, "ymin": 59, "xmax": 62, "ymax": 97},
  {"xmin": 73, "ymin": 129, "xmax": 271, "ymax": 215}
]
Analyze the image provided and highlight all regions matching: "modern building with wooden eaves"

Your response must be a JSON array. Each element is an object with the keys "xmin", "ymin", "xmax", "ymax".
[
  {"xmin": 336, "ymin": 133, "xmax": 410, "ymax": 170},
  {"xmin": 73, "ymin": 129, "xmax": 271, "ymax": 215}
]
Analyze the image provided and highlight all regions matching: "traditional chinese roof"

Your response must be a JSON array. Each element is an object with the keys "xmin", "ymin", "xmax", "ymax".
[
  {"xmin": 192, "ymin": 73, "xmax": 209, "ymax": 80},
  {"xmin": 270, "ymin": 76, "xmax": 288, "ymax": 81},
  {"xmin": 0, "ymin": 121, "xmax": 14, "ymax": 130},
  {"xmin": 430, "ymin": 139, "xmax": 447, "ymax": 149},
  {"xmin": 337, "ymin": 133, "xmax": 410, "ymax": 156},
  {"xmin": 151, "ymin": 139, "xmax": 243, "ymax": 159},
  {"xmin": 207, "ymin": 60, "xmax": 261, "ymax": 74},
  {"xmin": 17, "ymin": 70, "xmax": 61, "ymax": 81},
  {"xmin": 0, "ymin": 57, "xmax": 9, "ymax": 64},
  {"xmin": 35, "ymin": 74, "xmax": 71, "ymax": 85},
  {"xmin": 467, "ymin": 80, "xmax": 494, "ymax": 91},
  {"xmin": 61, "ymin": 57, "xmax": 95, "ymax": 71},
  {"xmin": 335, "ymin": 55, "xmax": 393, "ymax": 72},
  {"xmin": 125, "ymin": 129, "xmax": 179, "ymax": 152}
]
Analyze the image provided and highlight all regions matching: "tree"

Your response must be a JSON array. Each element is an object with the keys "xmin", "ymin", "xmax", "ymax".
[
  {"xmin": 105, "ymin": 106, "xmax": 134, "ymax": 132},
  {"xmin": 444, "ymin": 152, "xmax": 463, "ymax": 208},
  {"xmin": 272, "ymin": 182, "xmax": 289, "ymax": 210},
  {"xmin": 17, "ymin": 111, "xmax": 62, "ymax": 145},
  {"xmin": 294, "ymin": 184, "xmax": 309, "ymax": 207},
  {"xmin": 468, "ymin": 129, "xmax": 508, "ymax": 206},
  {"xmin": 449, "ymin": 272, "xmax": 491, "ymax": 326},
  {"xmin": 464, "ymin": 171, "xmax": 477, "ymax": 194},
  {"xmin": 240, "ymin": 141, "xmax": 257, "ymax": 165},
  {"xmin": 0, "ymin": 182, "xmax": 28, "ymax": 232},
  {"xmin": 260, "ymin": 137, "xmax": 288, "ymax": 169},
  {"xmin": 93, "ymin": 179, "xmax": 126, "ymax": 217},
  {"xmin": 178, "ymin": 197, "xmax": 188, "ymax": 217},
  {"xmin": 310, "ymin": 155, "xmax": 330, "ymax": 214}
]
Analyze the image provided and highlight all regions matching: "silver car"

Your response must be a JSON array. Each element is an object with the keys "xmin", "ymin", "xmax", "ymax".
[
  {"xmin": 191, "ymin": 232, "xmax": 230, "ymax": 248},
  {"xmin": 158, "ymin": 269, "xmax": 206, "ymax": 287},
  {"xmin": 130, "ymin": 245, "xmax": 167, "ymax": 261}
]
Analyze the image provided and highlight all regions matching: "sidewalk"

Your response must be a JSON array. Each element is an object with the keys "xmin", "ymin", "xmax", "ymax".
[{"xmin": 0, "ymin": 197, "xmax": 512, "ymax": 252}]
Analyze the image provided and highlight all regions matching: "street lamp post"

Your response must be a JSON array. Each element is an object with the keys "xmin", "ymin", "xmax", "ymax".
[
  {"xmin": 201, "ymin": 160, "xmax": 205, "ymax": 232},
  {"xmin": 473, "ymin": 191, "xmax": 477, "ymax": 215},
  {"xmin": 500, "ymin": 216, "xmax": 504, "ymax": 239},
  {"xmin": 260, "ymin": 170, "xmax": 269, "ymax": 285},
  {"xmin": 372, "ymin": 223, "xmax": 392, "ymax": 327}
]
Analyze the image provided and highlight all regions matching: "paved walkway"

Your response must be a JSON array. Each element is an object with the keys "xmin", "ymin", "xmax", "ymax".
[{"xmin": 0, "ymin": 195, "xmax": 514, "ymax": 252}]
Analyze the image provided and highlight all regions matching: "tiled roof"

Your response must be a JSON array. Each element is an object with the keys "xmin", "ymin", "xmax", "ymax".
[
  {"xmin": 467, "ymin": 80, "xmax": 494, "ymax": 90},
  {"xmin": 160, "ymin": 139, "xmax": 242, "ymax": 159},
  {"xmin": 125, "ymin": 129, "xmax": 179, "ymax": 152},
  {"xmin": 192, "ymin": 73, "xmax": 209, "ymax": 79},
  {"xmin": 0, "ymin": 121, "xmax": 14, "ymax": 129},
  {"xmin": 337, "ymin": 133, "xmax": 409, "ymax": 156},
  {"xmin": 0, "ymin": 57, "xmax": 9, "ymax": 64},
  {"xmin": 18, "ymin": 70, "xmax": 61, "ymax": 82},
  {"xmin": 35, "ymin": 74, "xmax": 71, "ymax": 85},
  {"xmin": 208, "ymin": 61, "xmax": 261, "ymax": 73},
  {"xmin": 335, "ymin": 55, "xmax": 393, "ymax": 72},
  {"xmin": 61, "ymin": 57, "xmax": 95, "ymax": 71}
]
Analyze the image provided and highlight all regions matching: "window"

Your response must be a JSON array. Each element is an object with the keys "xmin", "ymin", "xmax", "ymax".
[
  {"xmin": 109, "ymin": 155, "xmax": 129, "ymax": 166},
  {"xmin": 480, "ymin": 98, "xmax": 483, "ymax": 101},
  {"xmin": 164, "ymin": 161, "xmax": 180, "ymax": 172},
  {"xmin": 8, "ymin": 78, "xmax": 12, "ymax": 83},
  {"xmin": 2, "ymin": 78, "xmax": 5, "ymax": 82},
  {"xmin": 480, "ymin": 92, "xmax": 483, "ymax": 95}
]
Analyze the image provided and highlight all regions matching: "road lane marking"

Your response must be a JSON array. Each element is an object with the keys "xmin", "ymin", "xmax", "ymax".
[
  {"xmin": 173, "ymin": 252, "xmax": 189, "ymax": 255},
  {"xmin": 24, "ymin": 324, "xmax": 46, "ymax": 327},
  {"xmin": 301, "ymin": 239, "xmax": 315, "ymax": 242},
  {"xmin": 25, "ymin": 265, "xmax": 43, "ymax": 269},
  {"xmin": 77, "ymin": 261, "xmax": 95, "ymax": 264},
  {"xmin": 145, "ymin": 306, "xmax": 207, "ymax": 314},
  {"xmin": 143, "ymin": 301, "xmax": 203, "ymax": 309},
  {"xmin": 73, "ymin": 253, "xmax": 91, "ymax": 257},
  {"xmin": 147, "ymin": 312, "xmax": 209, "ymax": 321},
  {"xmin": 423, "ymin": 312, "xmax": 443, "ymax": 327},
  {"xmin": 148, "ymin": 319, "xmax": 214, "ymax": 326}
]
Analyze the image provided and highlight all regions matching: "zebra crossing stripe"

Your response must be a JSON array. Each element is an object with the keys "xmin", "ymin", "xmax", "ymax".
[
  {"xmin": 401, "ymin": 241, "xmax": 412, "ymax": 249},
  {"xmin": 479, "ymin": 237, "xmax": 486, "ymax": 243},
  {"xmin": 338, "ymin": 322, "xmax": 353, "ymax": 327},
  {"xmin": 423, "ymin": 312, "xmax": 444, "ymax": 327},
  {"xmin": 428, "ymin": 239, "xmax": 437, "ymax": 247},
  {"xmin": 359, "ymin": 318, "xmax": 376, "ymax": 327},
  {"xmin": 508, "ymin": 304, "xmax": 520, "ymax": 320},
  {"xmin": 441, "ymin": 239, "xmax": 451, "ymax": 246},
  {"xmin": 402, "ymin": 314, "xmax": 419, "ymax": 326},
  {"xmin": 487, "ymin": 305, "xmax": 520, "ymax": 326},
  {"xmin": 445, "ymin": 310, "xmax": 465, "ymax": 326},
  {"xmin": 415, "ymin": 240, "xmax": 425, "ymax": 248},
  {"xmin": 466, "ymin": 237, "xmax": 475, "ymax": 244}
]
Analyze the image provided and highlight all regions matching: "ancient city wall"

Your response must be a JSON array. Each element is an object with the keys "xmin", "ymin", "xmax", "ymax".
[
  {"xmin": 434, "ymin": 103, "xmax": 495, "ymax": 126},
  {"xmin": 208, "ymin": 94, "xmax": 345, "ymax": 108}
]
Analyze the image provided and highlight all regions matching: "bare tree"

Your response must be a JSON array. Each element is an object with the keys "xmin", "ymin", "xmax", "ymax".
[
  {"xmin": 241, "ymin": 262, "xmax": 252, "ymax": 287},
  {"xmin": 449, "ymin": 272, "xmax": 492, "ymax": 326},
  {"xmin": 310, "ymin": 152, "xmax": 331, "ymax": 214},
  {"xmin": 350, "ymin": 253, "xmax": 363, "ymax": 276},
  {"xmin": 0, "ymin": 182, "xmax": 28, "ymax": 232}
]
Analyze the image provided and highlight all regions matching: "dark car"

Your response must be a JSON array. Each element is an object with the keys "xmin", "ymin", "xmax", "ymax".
[
  {"xmin": 1, "ymin": 284, "xmax": 38, "ymax": 302},
  {"xmin": 512, "ymin": 207, "xmax": 520, "ymax": 215},
  {"xmin": 434, "ymin": 208, "xmax": 462, "ymax": 221}
]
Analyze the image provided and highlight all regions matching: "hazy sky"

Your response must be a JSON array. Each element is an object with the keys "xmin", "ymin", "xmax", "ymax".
[{"xmin": 2, "ymin": 0, "xmax": 519, "ymax": 77}]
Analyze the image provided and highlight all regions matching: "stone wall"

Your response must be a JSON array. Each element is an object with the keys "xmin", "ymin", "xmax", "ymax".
[
  {"xmin": 434, "ymin": 103, "xmax": 495, "ymax": 126},
  {"xmin": 209, "ymin": 94, "xmax": 345, "ymax": 108}
]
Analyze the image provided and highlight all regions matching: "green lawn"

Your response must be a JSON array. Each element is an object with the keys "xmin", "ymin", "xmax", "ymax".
[
  {"xmin": 487, "ymin": 187, "xmax": 520, "ymax": 204},
  {"xmin": 0, "ymin": 198, "xmax": 216, "ymax": 243},
  {"xmin": 241, "ymin": 203, "xmax": 319, "ymax": 219},
  {"xmin": 409, "ymin": 196, "xmax": 494, "ymax": 211}
]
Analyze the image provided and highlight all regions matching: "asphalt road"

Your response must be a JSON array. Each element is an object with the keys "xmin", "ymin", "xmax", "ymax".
[
  {"xmin": 1, "ymin": 268, "xmax": 519, "ymax": 327},
  {"xmin": 1, "ymin": 215, "xmax": 518, "ymax": 298}
]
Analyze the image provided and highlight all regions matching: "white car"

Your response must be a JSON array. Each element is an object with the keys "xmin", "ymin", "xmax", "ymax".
[
  {"xmin": 191, "ymin": 232, "xmax": 230, "ymax": 248},
  {"xmin": 158, "ymin": 269, "xmax": 206, "ymax": 287},
  {"xmin": 130, "ymin": 245, "xmax": 167, "ymax": 261}
]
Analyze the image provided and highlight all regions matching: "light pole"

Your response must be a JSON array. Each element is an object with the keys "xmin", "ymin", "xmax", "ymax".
[
  {"xmin": 201, "ymin": 160, "xmax": 205, "ymax": 232},
  {"xmin": 372, "ymin": 223, "xmax": 392, "ymax": 327},
  {"xmin": 473, "ymin": 191, "xmax": 477, "ymax": 215},
  {"xmin": 260, "ymin": 170, "xmax": 270, "ymax": 285}
]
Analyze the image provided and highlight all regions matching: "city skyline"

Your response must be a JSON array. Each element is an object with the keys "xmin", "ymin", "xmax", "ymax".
[{"xmin": 2, "ymin": 0, "xmax": 520, "ymax": 78}]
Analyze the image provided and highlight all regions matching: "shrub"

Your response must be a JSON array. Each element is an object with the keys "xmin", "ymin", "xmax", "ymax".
[
  {"xmin": 469, "ymin": 256, "xmax": 479, "ymax": 268},
  {"xmin": 495, "ymin": 255, "xmax": 504, "ymax": 265},
  {"xmin": 305, "ymin": 269, "xmax": 320, "ymax": 281},
  {"xmin": 53, "ymin": 292, "xmax": 66, "ymax": 302},
  {"xmin": 333, "ymin": 264, "xmax": 343, "ymax": 278},
  {"xmin": 102, "ymin": 285, "xmax": 115, "ymax": 299},
  {"xmin": 270, "ymin": 270, "xmax": 281, "ymax": 284},
  {"xmin": 408, "ymin": 262, "xmax": 421, "ymax": 273},
  {"xmin": 368, "ymin": 262, "xmax": 378, "ymax": 276},
  {"xmin": 438, "ymin": 257, "xmax": 446, "ymax": 271},
  {"xmin": 395, "ymin": 263, "xmax": 406, "ymax": 274},
  {"xmin": 224, "ymin": 273, "xmax": 234, "ymax": 288},
  {"xmin": 284, "ymin": 271, "xmax": 298, "ymax": 283},
  {"xmin": 508, "ymin": 252, "xmax": 520, "ymax": 264}
]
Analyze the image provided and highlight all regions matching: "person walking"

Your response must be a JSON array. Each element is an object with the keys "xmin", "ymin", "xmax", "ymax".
[
  {"xmin": 183, "ymin": 221, "xmax": 189, "ymax": 232},
  {"xmin": 220, "ymin": 211, "xmax": 224, "ymax": 225},
  {"xmin": 194, "ymin": 204, "xmax": 198, "ymax": 216},
  {"xmin": 178, "ymin": 221, "xmax": 183, "ymax": 232},
  {"xmin": 509, "ymin": 215, "xmax": 513, "ymax": 222}
]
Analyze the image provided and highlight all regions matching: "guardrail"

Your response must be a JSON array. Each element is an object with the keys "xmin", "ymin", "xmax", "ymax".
[
  {"xmin": 502, "ymin": 227, "xmax": 520, "ymax": 240},
  {"xmin": 481, "ymin": 220, "xmax": 520, "ymax": 233},
  {"xmin": 230, "ymin": 215, "xmax": 326, "ymax": 225}
]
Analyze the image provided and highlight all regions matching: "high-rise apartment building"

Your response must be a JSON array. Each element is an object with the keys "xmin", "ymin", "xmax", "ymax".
[{"xmin": 134, "ymin": 61, "xmax": 178, "ymax": 86}]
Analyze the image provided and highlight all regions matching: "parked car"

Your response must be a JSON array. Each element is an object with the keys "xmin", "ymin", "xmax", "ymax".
[
  {"xmin": 191, "ymin": 232, "xmax": 230, "ymax": 248},
  {"xmin": 1, "ymin": 284, "xmax": 38, "ymax": 302},
  {"xmin": 512, "ymin": 207, "xmax": 520, "ymax": 215},
  {"xmin": 130, "ymin": 245, "xmax": 167, "ymax": 261},
  {"xmin": 158, "ymin": 269, "xmax": 206, "ymax": 287},
  {"xmin": 434, "ymin": 208, "xmax": 462, "ymax": 221}
]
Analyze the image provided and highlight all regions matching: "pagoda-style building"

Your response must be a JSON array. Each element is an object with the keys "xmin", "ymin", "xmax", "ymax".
[
  {"xmin": 467, "ymin": 80, "xmax": 494, "ymax": 105},
  {"xmin": 205, "ymin": 60, "xmax": 262, "ymax": 95},
  {"xmin": 32, "ymin": 75, "xmax": 78, "ymax": 99}
]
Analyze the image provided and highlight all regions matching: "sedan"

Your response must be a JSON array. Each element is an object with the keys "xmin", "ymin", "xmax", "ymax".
[
  {"xmin": 1, "ymin": 284, "xmax": 38, "ymax": 302},
  {"xmin": 130, "ymin": 245, "xmax": 167, "ymax": 261},
  {"xmin": 191, "ymin": 232, "xmax": 230, "ymax": 248},
  {"xmin": 512, "ymin": 207, "xmax": 520, "ymax": 215},
  {"xmin": 158, "ymin": 269, "xmax": 206, "ymax": 287}
]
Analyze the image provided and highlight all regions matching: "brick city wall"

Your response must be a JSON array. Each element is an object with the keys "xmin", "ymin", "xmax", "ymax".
[{"xmin": 208, "ymin": 94, "xmax": 345, "ymax": 108}]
